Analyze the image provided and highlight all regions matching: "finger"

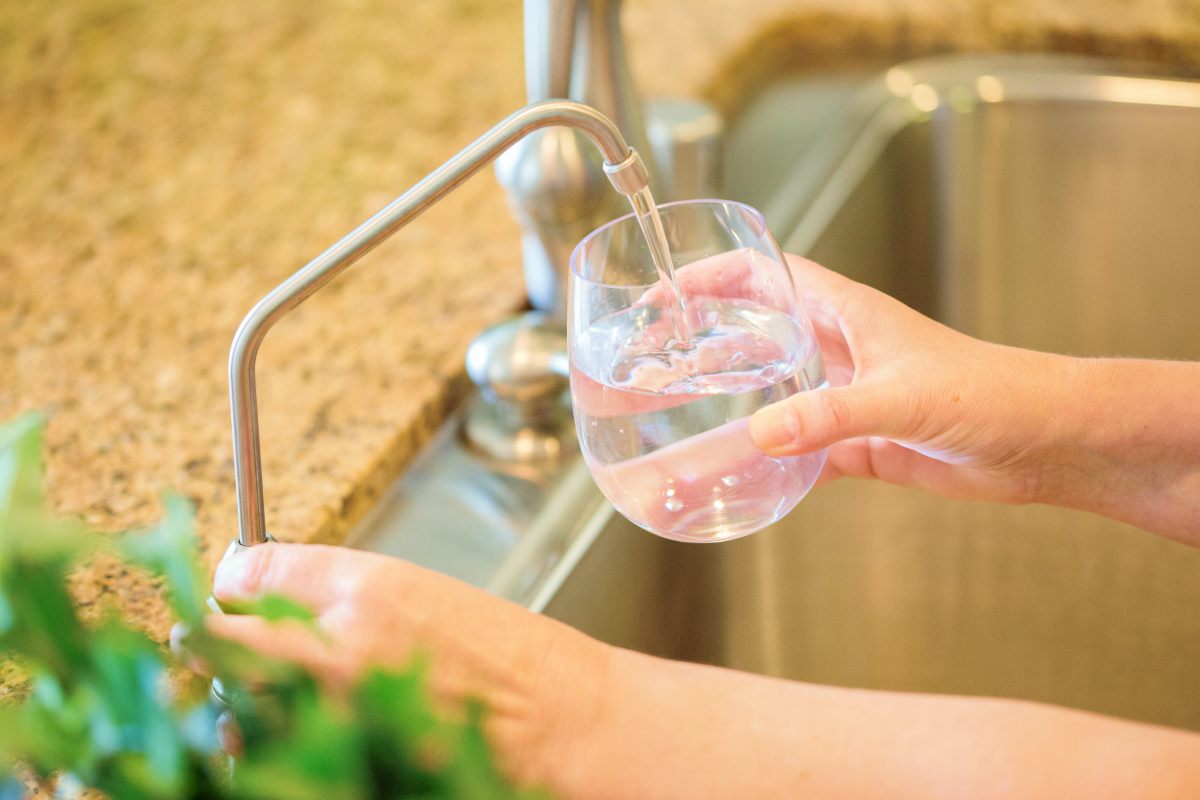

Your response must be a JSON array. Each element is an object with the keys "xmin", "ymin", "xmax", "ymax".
[
  {"xmin": 749, "ymin": 382, "xmax": 907, "ymax": 456},
  {"xmin": 212, "ymin": 542, "xmax": 378, "ymax": 611},
  {"xmin": 217, "ymin": 709, "xmax": 244, "ymax": 758},
  {"xmin": 170, "ymin": 622, "xmax": 212, "ymax": 676},
  {"xmin": 204, "ymin": 613, "xmax": 356, "ymax": 689},
  {"xmin": 826, "ymin": 437, "xmax": 1022, "ymax": 503},
  {"xmin": 784, "ymin": 254, "xmax": 856, "ymax": 300}
]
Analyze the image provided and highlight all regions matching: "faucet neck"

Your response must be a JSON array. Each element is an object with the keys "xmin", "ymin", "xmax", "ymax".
[{"xmin": 229, "ymin": 100, "xmax": 647, "ymax": 547}]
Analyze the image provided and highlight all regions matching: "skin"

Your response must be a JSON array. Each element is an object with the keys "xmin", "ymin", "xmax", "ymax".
[{"xmin": 179, "ymin": 255, "xmax": 1200, "ymax": 797}]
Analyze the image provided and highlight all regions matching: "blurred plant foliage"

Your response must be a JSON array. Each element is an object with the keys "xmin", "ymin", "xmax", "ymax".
[{"xmin": 0, "ymin": 413, "xmax": 533, "ymax": 799}]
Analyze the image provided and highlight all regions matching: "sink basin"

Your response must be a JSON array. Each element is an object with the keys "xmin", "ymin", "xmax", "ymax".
[
  {"xmin": 544, "ymin": 55, "xmax": 1200, "ymax": 731},
  {"xmin": 351, "ymin": 55, "xmax": 1200, "ymax": 732}
]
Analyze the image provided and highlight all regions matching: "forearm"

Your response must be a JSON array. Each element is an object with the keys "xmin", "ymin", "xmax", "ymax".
[
  {"xmin": 1039, "ymin": 358, "xmax": 1200, "ymax": 544},
  {"xmin": 555, "ymin": 648, "xmax": 1200, "ymax": 799}
]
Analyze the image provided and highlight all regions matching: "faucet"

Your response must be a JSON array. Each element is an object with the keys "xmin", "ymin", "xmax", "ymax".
[
  {"xmin": 494, "ymin": 1, "xmax": 658, "ymax": 314},
  {"xmin": 227, "ymin": 100, "xmax": 650, "ymax": 550},
  {"xmin": 465, "ymin": 0, "xmax": 722, "ymax": 465}
]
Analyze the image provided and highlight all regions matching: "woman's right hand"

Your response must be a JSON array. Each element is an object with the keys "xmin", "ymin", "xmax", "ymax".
[
  {"xmin": 751, "ymin": 255, "xmax": 1200, "ymax": 545},
  {"xmin": 749, "ymin": 255, "xmax": 1064, "ymax": 506}
]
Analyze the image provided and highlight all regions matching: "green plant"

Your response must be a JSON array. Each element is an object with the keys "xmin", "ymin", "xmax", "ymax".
[{"xmin": 0, "ymin": 413, "xmax": 534, "ymax": 799}]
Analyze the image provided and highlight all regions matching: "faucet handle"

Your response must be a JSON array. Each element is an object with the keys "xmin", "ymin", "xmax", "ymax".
[
  {"xmin": 462, "ymin": 311, "xmax": 575, "ymax": 465},
  {"xmin": 466, "ymin": 311, "xmax": 568, "ymax": 407}
]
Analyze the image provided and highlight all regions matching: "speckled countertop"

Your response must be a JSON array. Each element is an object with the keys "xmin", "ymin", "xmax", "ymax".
[{"xmin": 2, "ymin": 0, "xmax": 1198, "ymax": 646}]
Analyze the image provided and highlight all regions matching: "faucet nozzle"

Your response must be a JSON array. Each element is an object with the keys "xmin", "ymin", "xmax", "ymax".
[{"xmin": 603, "ymin": 149, "xmax": 651, "ymax": 197}]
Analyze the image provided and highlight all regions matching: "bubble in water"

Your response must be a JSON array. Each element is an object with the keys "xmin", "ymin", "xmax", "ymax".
[
  {"xmin": 721, "ymin": 475, "xmax": 739, "ymax": 487},
  {"xmin": 664, "ymin": 497, "xmax": 683, "ymax": 512}
]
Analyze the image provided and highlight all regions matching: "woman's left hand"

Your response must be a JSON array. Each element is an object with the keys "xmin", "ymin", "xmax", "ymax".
[{"xmin": 174, "ymin": 542, "xmax": 610, "ymax": 791}]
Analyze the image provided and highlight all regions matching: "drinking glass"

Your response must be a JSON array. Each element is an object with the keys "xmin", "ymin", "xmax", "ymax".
[{"xmin": 568, "ymin": 199, "xmax": 828, "ymax": 543}]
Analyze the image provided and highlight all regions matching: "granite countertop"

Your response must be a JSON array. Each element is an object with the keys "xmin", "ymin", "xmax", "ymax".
[{"xmin": 3, "ymin": 0, "xmax": 1199, "ymax": 644}]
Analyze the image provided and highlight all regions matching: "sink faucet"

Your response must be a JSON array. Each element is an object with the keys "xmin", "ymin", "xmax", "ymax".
[
  {"xmin": 495, "ymin": 0, "xmax": 722, "ymax": 316},
  {"xmin": 495, "ymin": 0, "xmax": 658, "ymax": 315},
  {"xmin": 467, "ymin": 0, "xmax": 723, "ymax": 465},
  {"xmin": 227, "ymin": 100, "xmax": 649, "ymax": 549}
]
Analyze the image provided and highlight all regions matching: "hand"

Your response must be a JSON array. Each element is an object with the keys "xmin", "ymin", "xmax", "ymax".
[
  {"xmin": 177, "ymin": 543, "xmax": 611, "ymax": 791},
  {"xmin": 177, "ymin": 543, "xmax": 1200, "ymax": 800},
  {"xmin": 749, "ymin": 255, "xmax": 1072, "ymax": 505},
  {"xmin": 746, "ymin": 256, "xmax": 1200, "ymax": 543}
]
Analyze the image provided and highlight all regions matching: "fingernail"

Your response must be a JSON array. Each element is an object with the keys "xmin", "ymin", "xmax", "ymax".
[
  {"xmin": 168, "ymin": 622, "xmax": 190, "ymax": 654},
  {"xmin": 750, "ymin": 404, "xmax": 800, "ymax": 451}
]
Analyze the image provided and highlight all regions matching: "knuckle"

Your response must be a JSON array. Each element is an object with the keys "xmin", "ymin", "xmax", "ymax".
[
  {"xmin": 818, "ymin": 390, "xmax": 852, "ymax": 441},
  {"xmin": 238, "ymin": 545, "xmax": 278, "ymax": 597}
]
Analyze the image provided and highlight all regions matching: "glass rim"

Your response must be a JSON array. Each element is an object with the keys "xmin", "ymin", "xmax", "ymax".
[{"xmin": 568, "ymin": 198, "xmax": 772, "ymax": 288}]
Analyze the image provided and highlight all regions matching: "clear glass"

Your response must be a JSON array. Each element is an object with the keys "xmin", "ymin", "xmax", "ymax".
[{"xmin": 569, "ymin": 199, "xmax": 828, "ymax": 543}]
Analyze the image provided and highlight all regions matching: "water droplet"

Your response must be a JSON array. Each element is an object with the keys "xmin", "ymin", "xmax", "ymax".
[
  {"xmin": 713, "ymin": 499, "xmax": 726, "ymax": 511},
  {"xmin": 665, "ymin": 488, "xmax": 676, "ymax": 498},
  {"xmin": 665, "ymin": 498, "xmax": 683, "ymax": 512},
  {"xmin": 721, "ymin": 475, "xmax": 739, "ymax": 487}
]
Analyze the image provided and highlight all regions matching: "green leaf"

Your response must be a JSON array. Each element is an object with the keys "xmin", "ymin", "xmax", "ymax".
[
  {"xmin": 0, "ymin": 413, "xmax": 530, "ymax": 799},
  {"xmin": 219, "ymin": 594, "xmax": 318, "ymax": 627},
  {"xmin": 0, "ymin": 412, "xmax": 47, "ymax": 546},
  {"xmin": 119, "ymin": 493, "xmax": 207, "ymax": 626}
]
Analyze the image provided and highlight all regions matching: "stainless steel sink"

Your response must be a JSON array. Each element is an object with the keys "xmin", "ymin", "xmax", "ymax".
[
  {"xmin": 542, "ymin": 56, "xmax": 1200, "ymax": 731},
  {"xmin": 351, "ymin": 55, "xmax": 1200, "ymax": 732}
]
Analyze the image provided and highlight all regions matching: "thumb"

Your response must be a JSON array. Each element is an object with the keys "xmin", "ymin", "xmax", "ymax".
[{"xmin": 749, "ymin": 383, "xmax": 903, "ymax": 455}]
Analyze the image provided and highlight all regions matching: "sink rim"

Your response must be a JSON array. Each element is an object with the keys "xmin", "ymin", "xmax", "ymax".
[{"xmin": 759, "ymin": 53, "xmax": 1200, "ymax": 254}]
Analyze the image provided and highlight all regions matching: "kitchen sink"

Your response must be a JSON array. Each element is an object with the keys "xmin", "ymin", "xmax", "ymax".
[
  {"xmin": 545, "ymin": 55, "xmax": 1200, "ymax": 731},
  {"xmin": 351, "ymin": 55, "xmax": 1200, "ymax": 731}
]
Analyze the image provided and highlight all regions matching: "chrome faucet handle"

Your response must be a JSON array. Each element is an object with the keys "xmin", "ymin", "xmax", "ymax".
[
  {"xmin": 466, "ymin": 311, "xmax": 568, "ymax": 409},
  {"xmin": 462, "ymin": 311, "xmax": 574, "ymax": 465}
]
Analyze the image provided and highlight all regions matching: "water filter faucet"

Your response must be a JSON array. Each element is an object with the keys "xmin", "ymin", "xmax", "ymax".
[{"xmin": 227, "ymin": 100, "xmax": 649, "ymax": 549}]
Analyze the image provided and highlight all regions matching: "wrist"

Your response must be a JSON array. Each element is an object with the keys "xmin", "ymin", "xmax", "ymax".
[
  {"xmin": 510, "ymin": 626, "xmax": 621, "ymax": 797},
  {"xmin": 542, "ymin": 645, "xmax": 656, "ymax": 800},
  {"xmin": 1032, "ymin": 357, "xmax": 1200, "ymax": 540}
]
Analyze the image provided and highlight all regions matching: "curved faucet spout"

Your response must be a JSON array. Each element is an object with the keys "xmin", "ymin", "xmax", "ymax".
[{"xmin": 228, "ymin": 99, "xmax": 648, "ymax": 547}]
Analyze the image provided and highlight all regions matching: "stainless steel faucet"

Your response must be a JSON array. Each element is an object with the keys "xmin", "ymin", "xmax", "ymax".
[
  {"xmin": 494, "ymin": 0, "xmax": 660, "ymax": 315},
  {"xmin": 228, "ymin": 4, "xmax": 724, "ymax": 555},
  {"xmin": 227, "ymin": 100, "xmax": 649, "ymax": 549},
  {"xmin": 466, "ymin": 0, "xmax": 723, "ymax": 465}
]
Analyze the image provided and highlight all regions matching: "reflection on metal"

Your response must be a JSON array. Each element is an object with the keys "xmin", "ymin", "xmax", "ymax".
[
  {"xmin": 975, "ymin": 75, "xmax": 1004, "ymax": 103},
  {"xmin": 910, "ymin": 83, "xmax": 939, "ymax": 113},
  {"xmin": 885, "ymin": 67, "xmax": 914, "ymax": 97},
  {"xmin": 462, "ymin": 311, "xmax": 574, "ymax": 465}
]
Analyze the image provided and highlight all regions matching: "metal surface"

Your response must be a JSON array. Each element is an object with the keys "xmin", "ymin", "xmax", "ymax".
[
  {"xmin": 478, "ymin": 0, "xmax": 722, "ymax": 466},
  {"xmin": 463, "ymin": 311, "xmax": 573, "ymax": 464},
  {"xmin": 542, "ymin": 56, "xmax": 1200, "ymax": 731},
  {"xmin": 228, "ymin": 100, "xmax": 648, "ymax": 547},
  {"xmin": 645, "ymin": 98, "xmax": 724, "ymax": 200},
  {"xmin": 497, "ymin": 0, "xmax": 657, "ymax": 317}
]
